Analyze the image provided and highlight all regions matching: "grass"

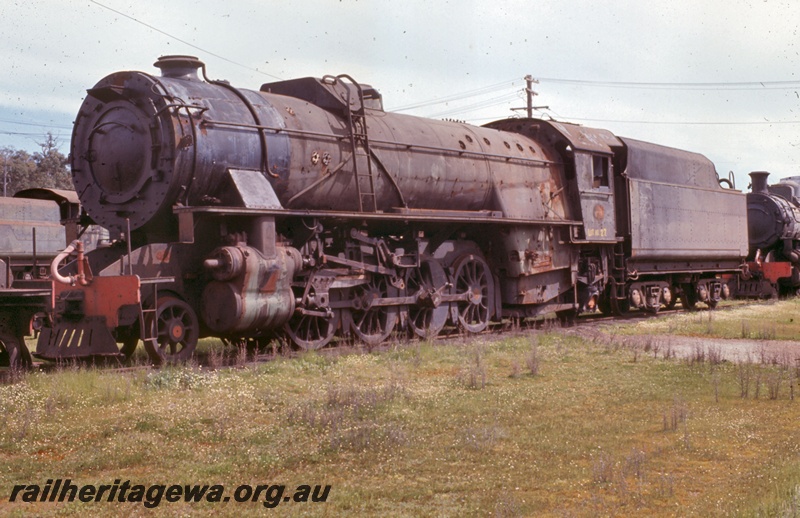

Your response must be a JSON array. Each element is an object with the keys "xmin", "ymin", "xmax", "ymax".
[
  {"xmin": 2, "ymin": 304, "xmax": 800, "ymax": 516},
  {"xmin": 605, "ymin": 298, "xmax": 800, "ymax": 340}
]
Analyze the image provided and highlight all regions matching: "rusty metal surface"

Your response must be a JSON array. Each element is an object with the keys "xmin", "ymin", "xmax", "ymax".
[
  {"xmin": 14, "ymin": 188, "xmax": 80, "ymax": 206},
  {"xmin": 487, "ymin": 119, "xmax": 622, "ymax": 153},
  {"xmin": 620, "ymin": 138, "xmax": 720, "ymax": 189},
  {"xmin": 71, "ymin": 59, "xmax": 572, "ymax": 236},
  {"xmin": 747, "ymin": 191, "xmax": 800, "ymax": 250},
  {"xmin": 750, "ymin": 261, "xmax": 792, "ymax": 283},
  {"xmin": 35, "ymin": 275, "xmax": 141, "ymax": 360},
  {"xmin": 49, "ymin": 276, "xmax": 141, "ymax": 328},
  {"xmin": 35, "ymin": 318, "xmax": 123, "ymax": 360},
  {"xmin": 771, "ymin": 176, "xmax": 800, "ymax": 204},
  {"xmin": 172, "ymin": 205, "xmax": 580, "ymax": 226},
  {"xmin": 60, "ymin": 56, "xmax": 758, "ymax": 350},
  {"xmin": 0, "ymin": 196, "xmax": 66, "ymax": 259},
  {"xmin": 628, "ymin": 177, "xmax": 747, "ymax": 263},
  {"xmin": 201, "ymin": 244, "xmax": 296, "ymax": 334},
  {"xmin": 261, "ymin": 76, "xmax": 384, "ymax": 113},
  {"xmin": 537, "ymin": 121, "xmax": 621, "ymax": 154},
  {"xmin": 487, "ymin": 119, "xmax": 619, "ymax": 241},
  {"xmin": 620, "ymin": 138, "xmax": 748, "ymax": 265}
]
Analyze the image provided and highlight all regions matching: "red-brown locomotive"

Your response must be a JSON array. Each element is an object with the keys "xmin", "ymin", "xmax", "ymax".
[{"xmin": 9, "ymin": 55, "xmax": 786, "ymax": 366}]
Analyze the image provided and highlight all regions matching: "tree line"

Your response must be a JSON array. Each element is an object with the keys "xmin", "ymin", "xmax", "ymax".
[{"xmin": 0, "ymin": 133, "xmax": 72, "ymax": 196}]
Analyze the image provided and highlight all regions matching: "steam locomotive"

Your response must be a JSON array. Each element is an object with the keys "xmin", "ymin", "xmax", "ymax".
[
  {"xmin": 28, "ymin": 55, "xmax": 781, "ymax": 365},
  {"xmin": 736, "ymin": 171, "xmax": 800, "ymax": 298}
]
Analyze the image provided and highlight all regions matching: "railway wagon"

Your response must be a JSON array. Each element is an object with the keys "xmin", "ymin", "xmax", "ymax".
[
  {"xmin": 36, "ymin": 56, "xmax": 748, "ymax": 364},
  {"xmin": 0, "ymin": 189, "xmax": 81, "ymax": 368}
]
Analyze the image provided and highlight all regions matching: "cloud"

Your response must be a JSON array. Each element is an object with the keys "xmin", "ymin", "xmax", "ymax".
[{"xmin": 0, "ymin": 0, "xmax": 797, "ymax": 188}]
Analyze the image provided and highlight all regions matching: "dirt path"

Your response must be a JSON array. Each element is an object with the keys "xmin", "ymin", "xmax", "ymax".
[
  {"xmin": 650, "ymin": 335, "xmax": 800, "ymax": 364},
  {"xmin": 569, "ymin": 327, "xmax": 800, "ymax": 365}
]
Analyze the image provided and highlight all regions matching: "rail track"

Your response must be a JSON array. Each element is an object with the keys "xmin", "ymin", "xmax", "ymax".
[{"xmin": 2, "ymin": 303, "xmax": 723, "ymax": 382}]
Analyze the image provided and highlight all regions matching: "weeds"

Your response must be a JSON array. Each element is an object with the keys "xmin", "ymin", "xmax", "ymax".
[
  {"xmin": 494, "ymin": 494, "xmax": 523, "ymax": 518},
  {"xmin": 285, "ymin": 379, "xmax": 409, "ymax": 453},
  {"xmin": 143, "ymin": 367, "xmax": 213, "ymax": 390},
  {"xmin": 459, "ymin": 342, "xmax": 488, "ymax": 389},
  {"xmin": 235, "ymin": 344, "xmax": 248, "ymax": 367},
  {"xmin": 625, "ymin": 448, "xmax": 647, "ymax": 482},
  {"xmin": 655, "ymin": 473, "xmax": 676, "ymax": 498},
  {"xmin": 646, "ymin": 336, "xmax": 662, "ymax": 358},
  {"xmin": 754, "ymin": 368, "xmax": 763, "ymax": 400},
  {"xmin": 739, "ymin": 320, "xmax": 778, "ymax": 340},
  {"xmin": 3, "ymin": 310, "xmax": 800, "ymax": 516},
  {"xmin": 592, "ymin": 453, "xmax": 615, "ymax": 485},
  {"xmin": 739, "ymin": 361, "xmax": 754, "ymax": 398},
  {"xmin": 740, "ymin": 321, "xmax": 777, "ymax": 340},
  {"xmin": 663, "ymin": 398, "xmax": 688, "ymax": 432},
  {"xmin": 464, "ymin": 424, "xmax": 506, "ymax": 451},
  {"xmin": 688, "ymin": 344, "xmax": 705, "ymax": 366},
  {"xmin": 767, "ymin": 371, "xmax": 784, "ymax": 400},
  {"xmin": 526, "ymin": 338, "xmax": 540, "ymax": 376},
  {"xmin": 702, "ymin": 312, "xmax": 714, "ymax": 335},
  {"xmin": 13, "ymin": 405, "xmax": 34, "ymax": 441},
  {"xmin": 207, "ymin": 344, "xmax": 225, "ymax": 370}
]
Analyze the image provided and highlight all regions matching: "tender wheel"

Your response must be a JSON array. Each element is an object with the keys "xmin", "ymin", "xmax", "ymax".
[
  {"xmin": 144, "ymin": 296, "xmax": 199, "ymax": 365},
  {"xmin": 406, "ymin": 260, "xmax": 449, "ymax": 338},
  {"xmin": 284, "ymin": 289, "xmax": 341, "ymax": 351},
  {"xmin": 665, "ymin": 286, "xmax": 678, "ymax": 310},
  {"xmin": 452, "ymin": 254, "xmax": 493, "ymax": 333},
  {"xmin": 597, "ymin": 290, "xmax": 613, "ymax": 315},
  {"xmin": 0, "ymin": 328, "xmax": 31, "ymax": 370},
  {"xmin": 348, "ymin": 275, "xmax": 398, "ymax": 346},
  {"xmin": 680, "ymin": 283, "xmax": 697, "ymax": 310},
  {"xmin": 611, "ymin": 296, "xmax": 631, "ymax": 317}
]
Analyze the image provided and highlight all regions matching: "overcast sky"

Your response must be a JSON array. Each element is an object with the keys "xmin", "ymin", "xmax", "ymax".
[{"xmin": 1, "ymin": 0, "xmax": 798, "ymax": 190}]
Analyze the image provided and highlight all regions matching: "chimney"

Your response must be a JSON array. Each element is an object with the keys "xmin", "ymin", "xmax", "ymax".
[
  {"xmin": 749, "ymin": 171, "xmax": 770, "ymax": 194},
  {"xmin": 153, "ymin": 55, "xmax": 204, "ymax": 81}
]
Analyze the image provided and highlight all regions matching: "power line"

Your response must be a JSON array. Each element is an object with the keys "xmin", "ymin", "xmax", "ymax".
[
  {"xmin": 538, "ymin": 77, "xmax": 800, "ymax": 90},
  {"xmin": 395, "ymin": 74, "xmax": 800, "ymax": 125},
  {"xmin": 394, "ymin": 74, "xmax": 800, "ymax": 119},
  {"xmin": 427, "ymin": 92, "xmax": 522, "ymax": 119},
  {"xmin": 464, "ymin": 113, "xmax": 800, "ymax": 126},
  {"xmin": 0, "ymin": 130, "xmax": 62, "ymax": 137},
  {"xmin": 0, "ymin": 118, "xmax": 72, "ymax": 130},
  {"xmin": 391, "ymin": 78, "xmax": 520, "ymax": 112},
  {"xmin": 558, "ymin": 116, "xmax": 800, "ymax": 126},
  {"xmin": 88, "ymin": 0, "xmax": 282, "ymax": 80}
]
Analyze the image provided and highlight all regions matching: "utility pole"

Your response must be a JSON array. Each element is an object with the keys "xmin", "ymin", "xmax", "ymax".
[
  {"xmin": 512, "ymin": 75, "xmax": 540, "ymax": 118},
  {"xmin": 524, "ymin": 75, "xmax": 537, "ymax": 119}
]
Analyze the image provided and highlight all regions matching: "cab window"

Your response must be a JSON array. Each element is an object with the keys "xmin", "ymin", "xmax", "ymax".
[{"xmin": 592, "ymin": 155, "xmax": 609, "ymax": 189}]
